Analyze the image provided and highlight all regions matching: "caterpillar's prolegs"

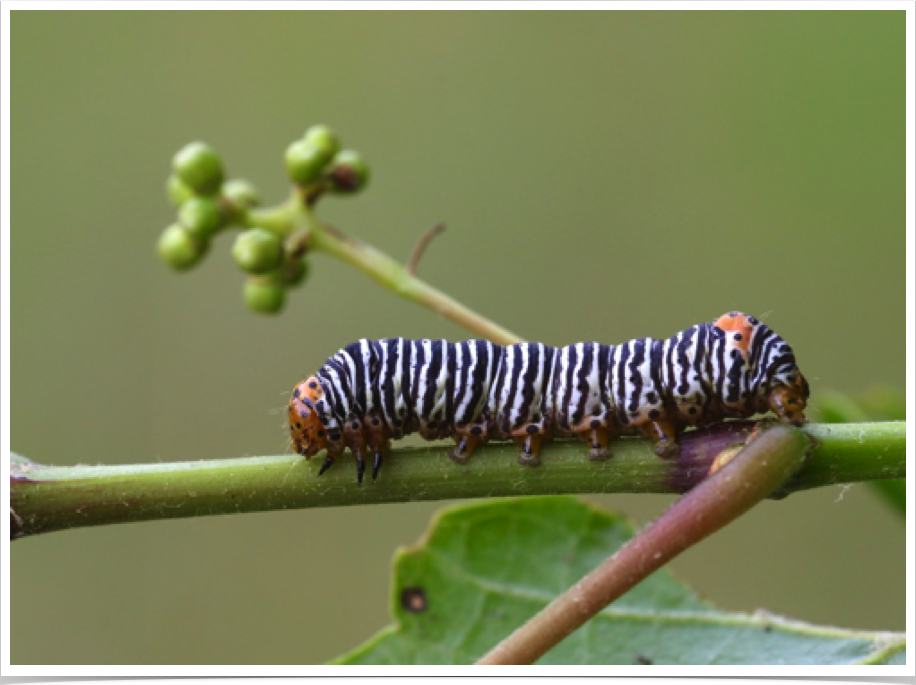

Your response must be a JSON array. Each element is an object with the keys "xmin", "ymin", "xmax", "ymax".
[
  {"xmin": 319, "ymin": 454, "xmax": 336, "ymax": 475},
  {"xmin": 640, "ymin": 417, "xmax": 681, "ymax": 457},
  {"xmin": 515, "ymin": 434, "xmax": 544, "ymax": 467},
  {"xmin": 447, "ymin": 435, "xmax": 477, "ymax": 465},
  {"xmin": 584, "ymin": 426, "xmax": 613, "ymax": 461}
]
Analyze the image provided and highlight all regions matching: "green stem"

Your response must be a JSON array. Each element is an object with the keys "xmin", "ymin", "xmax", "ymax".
[
  {"xmin": 245, "ymin": 195, "xmax": 523, "ymax": 346},
  {"xmin": 309, "ymin": 223, "xmax": 521, "ymax": 346},
  {"xmin": 815, "ymin": 388, "xmax": 907, "ymax": 517},
  {"xmin": 9, "ymin": 421, "xmax": 904, "ymax": 540},
  {"xmin": 239, "ymin": 196, "xmax": 304, "ymax": 237},
  {"xmin": 852, "ymin": 637, "xmax": 907, "ymax": 665}
]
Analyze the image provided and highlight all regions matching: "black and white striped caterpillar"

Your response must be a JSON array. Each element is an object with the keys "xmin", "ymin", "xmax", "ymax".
[{"xmin": 289, "ymin": 312, "xmax": 809, "ymax": 483}]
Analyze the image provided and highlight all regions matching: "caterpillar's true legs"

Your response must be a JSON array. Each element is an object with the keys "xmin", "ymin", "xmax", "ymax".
[
  {"xmin": 334, "ymin": 414, "xmax": 391, "ymax": 485},
  {"xmin": 318, "ymin": 454, "xmax": 336, "ymax": 475},
  {"xmin": 364, "ymin": 412, "xmax": 392, "ymax": 482},
  {"xmin": 372, "ymin": 450, "xmax": 384, "ymax": 481},
  {"xmin": 318, "ymin": 439, "xmax": 344, "ymax": 475},
  {"xmin": 354, "ymin": 449, "xmax": 367, "ymax": 484}
]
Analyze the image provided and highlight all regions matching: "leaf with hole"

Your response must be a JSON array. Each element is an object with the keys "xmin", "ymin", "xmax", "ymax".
[{"xmin": 333, "ymin": 496, "xmax": 905, "ymax": 665}]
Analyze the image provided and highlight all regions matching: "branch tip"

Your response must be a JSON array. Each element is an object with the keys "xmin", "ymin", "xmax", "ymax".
[{"xmin": 406, "ymin": 222, "xmax": 447, "ymax": 275}]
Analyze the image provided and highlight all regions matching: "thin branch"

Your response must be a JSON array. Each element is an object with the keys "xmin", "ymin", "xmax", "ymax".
[
  {"xmin": 245, "ymin": 200, "xmax": 522, "ymax": 346},
  {"xmin": 308, "ymin": 218, "xmax": 522, "ymax": 346},
  {"xmin": 9, "ymin": 422, "xmax": 904, "ymax": 540},
  {"xmin": 476, "ymin": 423, "xmax": 811, "ymax": 665},
  {"xmin": 406, "ymin": 222, "xmax": 447, "ymax": 275}
]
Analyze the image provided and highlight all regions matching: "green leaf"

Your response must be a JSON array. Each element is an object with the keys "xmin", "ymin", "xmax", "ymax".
[
  {"xmin": 813, "ymin": 389, "xmax": 871, "ymax": 424},
  {"xmin": 867, "ymin": 479, "xmax": 906, "ymax": 514},
  {"xmin": 855, "ymin": 386, "xmax": 906, "ymax": 422},
  {"xmin": 333, "ymin": 497, "xmax": 904, "ymax": 665}
]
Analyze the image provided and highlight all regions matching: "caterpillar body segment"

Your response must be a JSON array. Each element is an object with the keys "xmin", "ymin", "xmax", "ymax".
[{"xmin": 288, "ymin": 312, "xmax": 809, "ymax": 483}]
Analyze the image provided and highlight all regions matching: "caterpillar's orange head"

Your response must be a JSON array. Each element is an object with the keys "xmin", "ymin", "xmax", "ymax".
[{"xmin": 289, "ymin": 376, "xmax": 329, "ymax": 458}]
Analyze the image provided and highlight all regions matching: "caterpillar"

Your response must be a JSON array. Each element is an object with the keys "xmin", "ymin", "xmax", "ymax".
[{"xmin": 288, "ymin": 312, "xmax": 809, "ymax": 483}]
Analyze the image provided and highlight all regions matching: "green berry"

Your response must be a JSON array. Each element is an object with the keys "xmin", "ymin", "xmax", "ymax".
[
  {"xmin": 285, "ymin": 139, "xmax": 333, "ymax": 186},
  {"xmin": 173, "ymin": 142, "xmax": 224, "ymax": 195},
  {"xmin": 284, "ymin": 258, "xmax": 309, "ymax": 288},
  {"xmin": 221, "ymin": 179, "xmax": 261, "ymax": 210},
  {"xmin": 167, "ymin": 174, "xmax": 194, "ymax": 207},
  {"xmin": 157, "ymin": 224, "xmax": 208, "ymax": 271},
  {"xmin": 178, "ymin": 197, "xmax": 223, "ymax": 240},
  {"xmin": 327, "ymin": 150, "xmax": 370, "ymax": 194},
  {"xmin": 244, "ymin": 277, "xmax": 286, "ymax": 314},
  {"xmin": 303, "ymin": 125, "xmax": 341, "ymax": 159},
  {"xmin": 232, "ymin": 228, "xmax": 284, "ymax": 275}
]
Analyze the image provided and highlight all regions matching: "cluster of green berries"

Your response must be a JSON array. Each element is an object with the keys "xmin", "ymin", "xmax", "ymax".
[
  {"xmin": 284, "ymin": 124, "xmax": 370, "ymax": 192},
  {"xmin": 156, "ymin": 126, "xmax": 369, "ymax": 315}
]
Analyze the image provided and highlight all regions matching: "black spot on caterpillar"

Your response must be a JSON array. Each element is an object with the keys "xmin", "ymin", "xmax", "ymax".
[{"xmin": 289, "ymin": 312, "xmax": 809, "ymax": 483}]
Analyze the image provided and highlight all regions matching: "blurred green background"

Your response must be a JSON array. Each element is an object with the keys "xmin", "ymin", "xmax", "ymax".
[{"xmin": 11, "ymin": 11, "xmax": 904, "ymax": 664}]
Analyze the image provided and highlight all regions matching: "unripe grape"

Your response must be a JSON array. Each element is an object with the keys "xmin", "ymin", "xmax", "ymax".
[
  {"xmin": 327, "ymin": 150, "xmax": 370, "ymax": 194},
  {"xmin": 173, "ymin": 141, "xmax": 224, "ymax": 195},
  {"xmin": 285, "ymin": 140, "xmax": 332, "ymax": 186},
  {"xmin": 303, "ymin": 125, "xmax": 341, "ymax": 159},
  {"xmin": 231, "ymin": 228, "xmax": 283, "ymax": 275},
  {"xmin": 244, "ymin": 277, "xmax": 286, "ymax": 314},
  {"xmin": 157, "ymin": 224, "xmax": 208, "ymax": 271},
  {"xmin": 167, "ymin": 174, "xmax": 194, "ymax": 207},
  {"xmin": 178, "ymin": 197, "xmax": 223, "ymax": 240},
  {"xmin": 284, "ymin": 258, "xmax": 309, "ymax": 288},
  {"xmin": 221, "ymin": 179, "xmax": 261, "ymax": 210}
]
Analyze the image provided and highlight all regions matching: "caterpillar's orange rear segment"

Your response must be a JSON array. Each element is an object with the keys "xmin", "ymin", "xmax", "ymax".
[
  {"xmin": 713, "ymin": 311, "xmax": 809, "ymax": 425},
  {"xmin": 289, "ymin": 377, "xmax": 329, "ymax": 458},
  {"xmin": 713, "ymin": 311, "xmax": 755, "ymax": 356}
]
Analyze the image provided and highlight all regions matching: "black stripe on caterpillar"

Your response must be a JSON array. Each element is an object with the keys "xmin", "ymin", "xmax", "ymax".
[{"xmin": 288, "ymin": 311, "xmax": 809, "ymax": 483}]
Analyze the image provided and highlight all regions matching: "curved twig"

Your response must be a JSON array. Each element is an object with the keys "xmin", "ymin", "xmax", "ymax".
[{"xmin": 406, "ymin": 222, "xmax": 447, "ymax": 275}]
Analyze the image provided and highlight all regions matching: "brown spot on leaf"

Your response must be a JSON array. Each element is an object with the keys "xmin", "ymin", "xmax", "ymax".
[{"xmin": 400, "ymin": 587, "xmax": 428, "ymax": 613}]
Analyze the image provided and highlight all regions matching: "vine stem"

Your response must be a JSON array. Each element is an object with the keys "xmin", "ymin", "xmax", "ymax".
[
  {"xmin": 8, "ymin": 422, "xmax": 904, "ymax": 540},
  {"xmin": 309, "ymin": 223, "xmax": 521, "ymax": 346},
  {"xmin": 476, "ymin": 423, "xmax": 811, "ymax": 665},
  {"xmin": 246, "ymin": 197, "xmax": 522, "ymax": 346}
]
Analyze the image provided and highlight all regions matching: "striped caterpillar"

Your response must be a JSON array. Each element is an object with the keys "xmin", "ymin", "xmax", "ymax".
[{"xmin": 288, "ymin": 312, "xmax": 809, "ymax": 483}]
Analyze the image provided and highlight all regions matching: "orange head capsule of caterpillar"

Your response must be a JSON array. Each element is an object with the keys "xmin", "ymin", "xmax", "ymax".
[{"xmin": 289, "ymin": 376, "xmax": 329, "ymax": 458}]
